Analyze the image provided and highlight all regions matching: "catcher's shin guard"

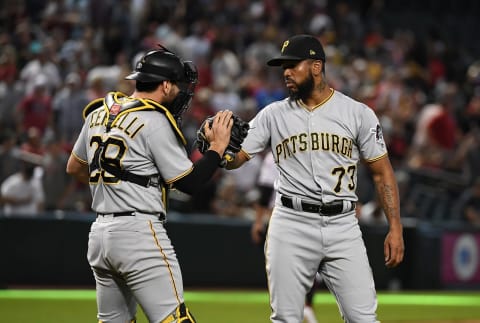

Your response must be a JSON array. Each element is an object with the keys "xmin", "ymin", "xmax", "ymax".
[{"xmin": 161, "ymin": 303, "xmax": 196, "ymax": 323}]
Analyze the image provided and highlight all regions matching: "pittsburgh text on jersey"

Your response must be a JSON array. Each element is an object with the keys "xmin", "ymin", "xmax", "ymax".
[{"xmin": 274, "ymin": 132, "xmax": 353, "ymax": 161}]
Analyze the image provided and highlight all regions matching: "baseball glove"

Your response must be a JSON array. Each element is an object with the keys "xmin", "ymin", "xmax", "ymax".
[{"xmin": 195, "ymin": 114, "xmax": 250, "ymax": 167}]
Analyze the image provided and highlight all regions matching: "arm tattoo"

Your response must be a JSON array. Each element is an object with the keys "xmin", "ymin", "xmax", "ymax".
[{"xmin": 379, "ymin": 183, "xmax": 399, "ymax": 222}]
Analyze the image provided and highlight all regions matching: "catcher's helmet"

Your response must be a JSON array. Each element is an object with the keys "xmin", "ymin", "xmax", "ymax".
[
  {"xmin": 126, "ymin": 46, "xmax": 198, "ymax": 120},
  {"xmin": 126, "ymin": 49, "xmax": 185, "ymax": 83}
]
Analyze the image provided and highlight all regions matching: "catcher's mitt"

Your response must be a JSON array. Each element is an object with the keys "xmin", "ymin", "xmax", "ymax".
[{"xmin": 195, "ymin": 114, "xmax": 250, "ymax": 167}]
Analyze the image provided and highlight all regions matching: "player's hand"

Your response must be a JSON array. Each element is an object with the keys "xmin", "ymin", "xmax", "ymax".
[
  {"xmin": 251, "ymin": 221, "xmax": 266, "ymax": 245},
  {"xmin": 384, "ymin": 226, "xmax": 404, "ymax": 268},
  {"xmin": 204, "ymin": 110, "xmax": 233, "ymax": 154}
]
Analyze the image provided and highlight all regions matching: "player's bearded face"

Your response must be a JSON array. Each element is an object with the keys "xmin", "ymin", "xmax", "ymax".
[{"xmin": 287, "ymin": 71, "xmax": 314, "ymax": 101}]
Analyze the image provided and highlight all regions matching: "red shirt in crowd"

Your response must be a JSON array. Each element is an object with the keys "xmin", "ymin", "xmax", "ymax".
[{"xmin": 17, "ymin": 93, "xmax": 52, "ymax": 135}]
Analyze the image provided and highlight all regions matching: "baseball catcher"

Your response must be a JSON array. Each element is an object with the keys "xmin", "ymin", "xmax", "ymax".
[
  {"xmin": 195, "ymin": 114, "xmax": 249, "ymax": 167},
  {"xmin": 66, "ymin": 44, "xmax": 236, "ymax": 323}
]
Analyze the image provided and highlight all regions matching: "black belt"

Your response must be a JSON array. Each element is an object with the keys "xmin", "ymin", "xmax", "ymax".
[
  {"xmin": 98, "ymin": 211, "xmax": 166, "ymax": 221},
  {"xmin": 280, "ymin": 196, "xmax": 356, "ymax": 216}
]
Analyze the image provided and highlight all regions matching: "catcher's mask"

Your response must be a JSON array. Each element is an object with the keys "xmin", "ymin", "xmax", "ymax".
[{"xmin": 126, "ymin": 46, "xmax": 198, "ymax": 121}]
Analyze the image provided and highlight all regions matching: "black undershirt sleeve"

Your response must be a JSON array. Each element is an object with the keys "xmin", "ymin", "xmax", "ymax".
[
  {"xmin": 257, "ymin": 185, "xmax": 274, "ymax": 207},
  {"xmin": 173, "ymin": 150, "xmax": 222, "ymax": 195}
]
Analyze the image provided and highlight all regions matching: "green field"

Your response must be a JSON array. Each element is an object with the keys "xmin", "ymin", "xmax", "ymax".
[{"xmin": 0, "ymin": 289, "xmax": 479, "ymax": 323}]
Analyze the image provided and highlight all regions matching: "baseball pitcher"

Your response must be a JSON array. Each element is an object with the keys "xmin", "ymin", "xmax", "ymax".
[{"xmin": 227, "ymin": 34, "xmax": 405, "ymax": 323}]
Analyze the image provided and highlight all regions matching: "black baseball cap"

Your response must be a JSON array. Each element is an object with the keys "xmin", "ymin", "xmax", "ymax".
[{"xmin": 267, "ymin": 34, "xmax": 326, "ymax": 66}]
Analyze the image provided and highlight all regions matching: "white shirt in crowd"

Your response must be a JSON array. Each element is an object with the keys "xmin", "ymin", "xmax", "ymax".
[{"xmin": 1, "ymin": 166, "xmax": 45, "ymax": 216}]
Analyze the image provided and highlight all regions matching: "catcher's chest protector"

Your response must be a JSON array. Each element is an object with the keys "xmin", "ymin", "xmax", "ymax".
[{"xmin": 83, "ymin": 91, "xmax": 187, "ymax": 144}]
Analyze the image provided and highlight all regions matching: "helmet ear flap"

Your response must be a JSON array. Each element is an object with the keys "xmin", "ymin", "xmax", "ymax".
[
  {"xmin": 183, "ymin": 61, "xmax": 198, "ymax": 85},
  {"xmin": 164, "ymin": 87, "xmax": 195, "ymax": 123},
  {"xmin": 165, "ymin": 60, "xmax": 198, "ymax": 122}
]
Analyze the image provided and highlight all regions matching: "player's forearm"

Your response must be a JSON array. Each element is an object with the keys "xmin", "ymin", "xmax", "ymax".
[
  {"xmin": 207, "ymin": 142, "xmax": 227, "ymax": 159},
  {"xmin": 225, "ymin": 151, "xmax": 248, "ymax": 170},
  {"xmin": 174, "ymin": 150, "xmax": 221, "ymax": 195},
  {"xmin": 373, "ymin": 172, "xmax": 402, "ymax": 230},
  {"xmin": 74, "ymin": 171, "xmax": 90, "ymax": 184},
  {"xmin": 253, "ymin": 205, "xmax": 265, "ymax": 223},
  {"xmin": 368, "ymin": 157, "xmax": 402, "ymax": 231}
]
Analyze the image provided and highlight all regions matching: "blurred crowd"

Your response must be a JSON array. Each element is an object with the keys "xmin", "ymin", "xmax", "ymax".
[{"xmin": 0, "ymin": 0, "xmax": 480, "ymax": 225}]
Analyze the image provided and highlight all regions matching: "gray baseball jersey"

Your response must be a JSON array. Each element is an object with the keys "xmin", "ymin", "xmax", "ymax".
[
  {"xmin": 241, "ymin": 89, "xmax": 385, "ymax": 323},
  {"xmin": 71, "ymin": 92, "xmax": 193, "ymax": 322},
  {"xmin": 243, "ymin": 89, "xmax": 386, "ymax": 202}
]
